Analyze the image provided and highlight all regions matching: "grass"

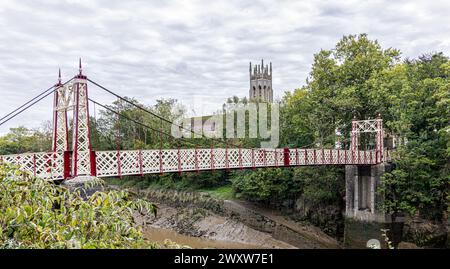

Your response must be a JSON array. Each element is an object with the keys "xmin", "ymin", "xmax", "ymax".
[{"xmin": 198, "ymin": 185, "xmax": 235, "ymax": 200}]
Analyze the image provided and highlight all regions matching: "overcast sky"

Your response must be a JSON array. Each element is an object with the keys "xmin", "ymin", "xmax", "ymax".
[{"xmin": 0, "ymin": 0, "xmax": 449, "ymax": 134}]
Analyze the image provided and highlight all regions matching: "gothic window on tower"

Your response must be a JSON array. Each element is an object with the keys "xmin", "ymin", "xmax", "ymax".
[{"xmin": 249, "ymin": 60, "xmax": 273, "ymax": 102}]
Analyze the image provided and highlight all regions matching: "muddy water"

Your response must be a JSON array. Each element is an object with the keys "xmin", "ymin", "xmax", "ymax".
[{"xmin": 143, "ymin": 227, "xmax": 264, "ymax": 249}]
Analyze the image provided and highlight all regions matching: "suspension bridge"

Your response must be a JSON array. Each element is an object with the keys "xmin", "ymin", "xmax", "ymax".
[{"xmin": 0, "ymin": 61, "xmax": 389, "ymax": 182}]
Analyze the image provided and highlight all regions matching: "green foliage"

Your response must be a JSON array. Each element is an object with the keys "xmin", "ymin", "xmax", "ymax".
[
  {"xmin": 180, "ymin": 171, "xmax": 228, "ymax": 189},
  {"xmin": 91, "ymin": 97, "xmax": 188, "ymax": 151},
  {"xmin": 280, "ymin": 88, "xmax": 315, "ymax": 148},
  {"xmin": 0, "ymin": 125, "xmax": 52, "ymax": 155},
  {"xmin": 237, "ymin": 35, "xmax": 449, "ymax": 223},
  {"xmin": 0, "ymin": 163, "xmax": 158, "ymax": 249},
  {"xmin": 231, "ymin": 168, "xmax": 297, "ymax": 203},
  {"xmin": 231, "ymin": 166, "xmax": 344, "ymax": 206},
  {"xmin": 292, "ymin": 167, "xmax": 345, "ymax": 205},
  {"xmin": 378, "ymin": 53, "xmax": 450, "ymax": 219},
  {"xmin": 106, "ymin": 170, "xmax": 229, "ymax": 192},
  {"xmin": 296, "ymin": 34, "xmax": 400, "ymax": 147}
]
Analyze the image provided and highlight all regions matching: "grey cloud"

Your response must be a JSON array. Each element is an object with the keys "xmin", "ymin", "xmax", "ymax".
[{"xmin": 0, "ymin": 0, "xmax": 449, "ymax": 134}]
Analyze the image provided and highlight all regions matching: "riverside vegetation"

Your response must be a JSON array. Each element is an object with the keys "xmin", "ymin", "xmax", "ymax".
[
  {"xmin": 1, "ymin": 34, "xmax": 449, "ymax": 248},
  {"xmin": 0, "ymin": 163, "xmax": 164, "ymax": 249}
]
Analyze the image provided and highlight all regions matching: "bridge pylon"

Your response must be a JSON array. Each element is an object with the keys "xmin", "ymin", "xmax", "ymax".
[
  {"xmin": 52, "ymin": 69, "xmax": 69, "ymax": 152},
  {"xmin": 351, "ymin": 115, "xmax": 384, "ymax": 163},
  {"xmin": 70, "ymin": 59, "xmax": 94, "ymax": 177},
  {"xmin": 52, "ymin": 60, "xmax": 95, "ymax": 179}
]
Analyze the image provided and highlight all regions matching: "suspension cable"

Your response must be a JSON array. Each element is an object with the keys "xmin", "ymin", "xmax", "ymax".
[
  {"xmin": 87, "ymin": 79, "xmax": 285, "ymax": 152},
  {"xmin": 0, "ymin": 77, "xmax": 74, "ymax": 127},
  {"xmin": 88, "ymin": 98, "xmax": 199, "ymax": 148},
  {"xmin": 88, "ymin": 79, "xmax": 244, "ymax": 146},
  {"xmin": 0, "ymin": 86, "xmax": 54, "ymax": 122}
]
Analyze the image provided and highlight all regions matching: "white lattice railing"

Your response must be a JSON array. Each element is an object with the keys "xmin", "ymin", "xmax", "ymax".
[
  {"xmin": 94, "ymin": 148, "xmax": 384, "ymax": 178},
  {"xmin": 0, "ymin": 148, "xmax": 391, "ymax": 180},
  {"xmin": 0, "ymin": 152, "xmax": 64, "ymax": 180}
]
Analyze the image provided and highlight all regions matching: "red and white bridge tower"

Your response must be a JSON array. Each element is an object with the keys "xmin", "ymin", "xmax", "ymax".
[{"xmin": 52, "ymin": 60, "xmax": 95, "ymax": 178}]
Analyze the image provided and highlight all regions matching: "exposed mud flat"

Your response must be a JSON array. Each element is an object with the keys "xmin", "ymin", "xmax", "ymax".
[
  {"xmin": 136, "ymin": 204, "xmax": 296, "ymax": 249},
  {"xmin": 120, "ymin": 186, "xmax": 340, "ymax": 248}
]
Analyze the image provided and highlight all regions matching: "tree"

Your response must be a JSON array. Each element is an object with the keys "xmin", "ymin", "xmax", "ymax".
[
  {"xmin": 378, "ymin": 53, "xmax": 450, "ymax": 220},
  {"xmin": 92, "ymin": 97, "xmax": 187, "ymax": 151},
  {"xmin": 0, "ymin": 123, "xmax": 52, "ymax": 155},
  {"xmin": 305, "ymin": 34, "xmax": 400, "ymax": 147}
]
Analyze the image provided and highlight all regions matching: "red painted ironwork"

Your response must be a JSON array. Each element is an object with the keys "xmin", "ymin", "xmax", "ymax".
[
  {"xmin": 251, "ymin": 148, "xmax": 256, "ymax": 169},
  {"xmin": 63, "ymin": 151, "xmax": 71, "ymax": 179},
  {"xmin": 274, "ymin": 150, "xmax": 278, "ymax": 167},
  {"xmin": 238, "ymin": 146, "xmax": 243, "ymax": 169},
  {"xmin": 73, "ymin": 86, "xmax": 80, "ymax": 177},
  {"xmin": 139, "ymin": 149, "xmax": 144, "ymax": 176},
  {"xmin": 304, "ymin": 149, "xmax": 308, "ymax": 165},
  {"xmin": 117, "ymin": 150, "xmax": 122, "ymax": 178},
  {"xmin": 225, "ymin": 145, "xmax": 229, "ymax": 170},
  {"xmin": 195, "ymin": 147, "xmax": 199, "ymax": 172},
  {"xmin": 210, "ymin": 145, "xmax": 215, "ymax": 171},
  {"xmin": 177, "ymin": 147, "xmax": 182, "ymax": 175},
  {"xmin": 283, "ymin": 148, "xmax": 290, "ymax": 167},
  {"xmin": 33, "ymin": 154, "xmax": 36, "ymax": 177},
  {"xmin": 0, "ymin": 67, "xmax": 390, "ymax": 180},
  {"xmin": 90, "ymin": 150, "xmax": 97, "ymax": 176},
  {"xmin": 263, "ymin": 150, "xmax": 267, "ymax": 167}
]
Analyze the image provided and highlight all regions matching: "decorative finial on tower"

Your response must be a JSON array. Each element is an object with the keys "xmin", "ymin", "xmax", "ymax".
[
  {"xmin": 55, "ymin": 68, "xmax": 62, "ymax": 86},
  {"xmin": 261, "ymin": 59, "xmax": 264, "ymax": 69},
  {"xmin": 76, "ymin": 58, "xmax": 87, "ymax": 79},
  {"xmin": 249, "ymin": 62, "xmax": 252, "ymax": 75},
  {"xmin": 270, "ymin": 62, "xmax": 272, "ymax": 75},
  {"xmin": 79, "ymin": 58, "xmax": 83, "ymax": 75}
]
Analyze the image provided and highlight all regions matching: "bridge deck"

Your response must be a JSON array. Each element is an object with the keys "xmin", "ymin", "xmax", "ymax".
[{"xmin": 0, "ymin": 148, "xmax": 387, "ymax": 180}]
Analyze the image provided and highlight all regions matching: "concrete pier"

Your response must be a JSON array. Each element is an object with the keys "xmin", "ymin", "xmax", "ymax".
[
  {"xmin": 344, "ymin": 163, "xmax": 402, "ymax": 248},
  {"xmin": 345, "ymin": 164, "xmax": 390, "ymax": 222}
]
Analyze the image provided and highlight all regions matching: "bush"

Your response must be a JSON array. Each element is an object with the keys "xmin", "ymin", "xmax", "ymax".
[
  {"xmin": 0, "ymin": 163, "xmax": 157, "ymax": 249},
  {"xmin": 231, "ymin": 167, "xmax": 344, "ymax": 207},
  {"xmin": 231, "ymin": 168, "xmax": 296, "ymax": 204},
  {"xmin": 108, "ymin": 170, "xmax": 229, "ymax": 191},
  {"xmin": 292, "ymin": 166, "xmax": 345, "ymax": 205}
]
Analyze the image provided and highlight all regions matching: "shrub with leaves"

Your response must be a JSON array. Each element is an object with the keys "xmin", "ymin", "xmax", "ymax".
[
  {"xmin": 0, "ymin": 163, "xmax": 158, "ymax": 249},
  {"xmin": 231, "ymin": 168, "xmax": 297, "ymax": 204}
]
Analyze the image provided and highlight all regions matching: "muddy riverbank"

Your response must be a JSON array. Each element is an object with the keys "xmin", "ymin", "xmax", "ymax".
[
  {"xmin": 124, "ymin": 186, "xmax": 340, "ymax": 249},
  {"xmin": 136, "ymin": 204, "xmax": 295, "ymax": 249}
]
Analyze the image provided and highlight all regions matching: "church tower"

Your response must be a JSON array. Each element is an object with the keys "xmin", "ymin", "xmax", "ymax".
[{"xmin": 249, "ymin": 59, "xmax": 273, "ymax": 102}]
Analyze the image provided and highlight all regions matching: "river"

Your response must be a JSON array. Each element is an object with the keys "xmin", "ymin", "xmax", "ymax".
[{"xmin": 143, "ymin": 227, "xmax": 266, "ymax": 249}]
